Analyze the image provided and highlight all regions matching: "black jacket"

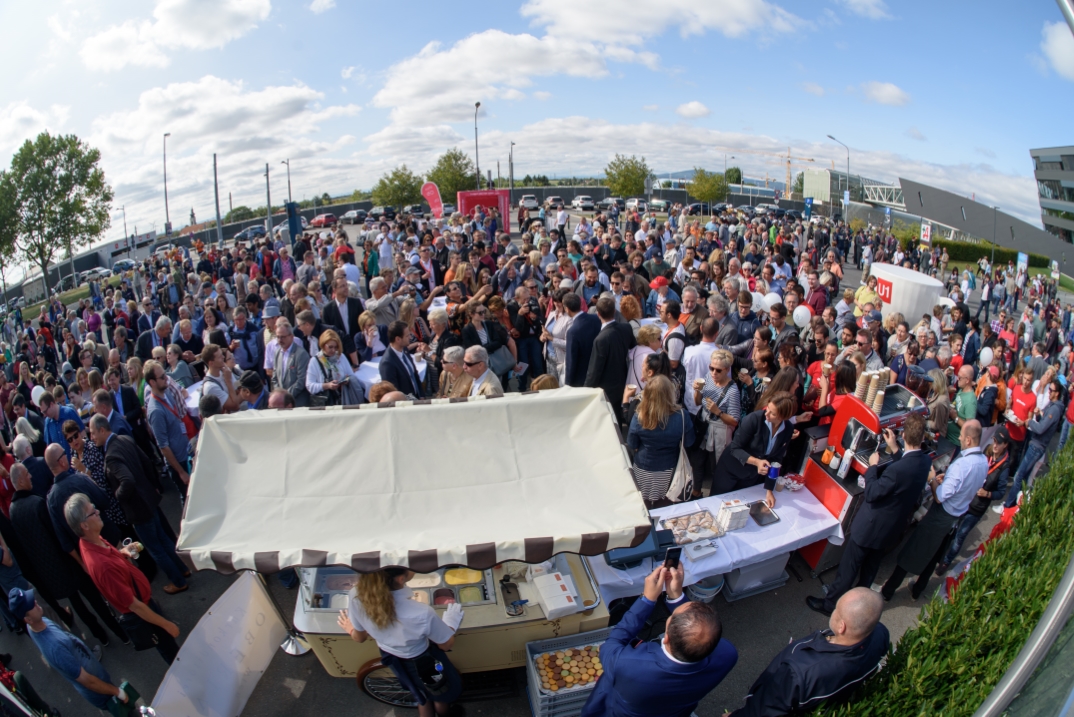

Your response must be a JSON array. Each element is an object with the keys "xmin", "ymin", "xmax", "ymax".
[
  {"xmin": 322, "ymin": 297, "xmax": 366, "ymax": 356},
  {"xmin": 103, "ymin": 434, "xmax": 162, "ymax": 525},
  {"xmin": 584, "ymin": 322, "xmax": 636, "ymax": 405},
  {"xmin": 565, "ymin": 312, "xmax": 601, "ymax": 388},
  {"xmin": 378, "ymin": 348, "xmax": 424, "ymax": 398},
  {"xmin": 849, "ymin": 449, "xmax": 932, "ymax": 550},
  {"xmin": 713, "ymin": 410, "xmax": 793, "ymax": 492},
  {"xmin": 968, "ymin": 451, "xmax": 1010, "ymax": 517},
  {"xmin": 10, "ymin": 490, "xmax": 83, "ymax": 599},
  {"xmin": 461, "ymin": 321, "xmax": 509, "ymax": 356}
]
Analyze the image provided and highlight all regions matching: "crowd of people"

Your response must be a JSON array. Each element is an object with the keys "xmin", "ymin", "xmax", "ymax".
[{"xmin": 0, "ymin": 198, "xmax": 1068, "ymax": 715}]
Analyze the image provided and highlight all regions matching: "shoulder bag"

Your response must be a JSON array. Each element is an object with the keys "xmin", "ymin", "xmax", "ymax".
[{"xmin": 665, "ymin": 409, "xmax": 694, "ymax": 503}]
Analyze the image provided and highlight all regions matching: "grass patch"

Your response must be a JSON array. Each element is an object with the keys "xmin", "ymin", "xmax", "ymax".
[{"xmin": 24, "ymin": 275, "xmax": 124, "ymax": 318}]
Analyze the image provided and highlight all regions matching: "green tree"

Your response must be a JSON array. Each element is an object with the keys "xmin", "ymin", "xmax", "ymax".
[
  {"xmin": 0, "ymin": 172, "xmax": 17, "ymax": 301},
  {"xmin": 371, "ymin": 165, "xmax": 423, "ymax": 207},
  {"xmin": 320, "ymin": 192, "xmax": 332, "ymax": 205},
  {"xmin": 3, "ymin": 132, "xmax": 112, "ymax": 295},
  {"xmin": 426, "ymin": 149, "xmax": 477, "ymax": 202},
  {"xmin": 604, "ymin": 154, "xmax": 653, "ymax": 198},
  {"xmin": 725, "ymin": 166, "xmax": 742, "ymax": 185},
  {"xmin": 225, "ymin": 206, "xmax": 255, "ymax": 223},
  {"xmin": 687, "ymin": 168, "xmax": 729, "ymax": 205},
  {"xmin": 792, "ymin": 171, "xmax": 804, "ymax": 195}
]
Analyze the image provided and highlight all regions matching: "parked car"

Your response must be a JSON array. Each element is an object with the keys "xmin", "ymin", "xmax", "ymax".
[
  {"xmin": 369, "ymin": 206, "xmax": 397, "ymax": 221},
  {"xmin": 310, "ymin": 213, "xmax": 337, "ymax": 228},
  {"xmin": 441, "ymin": 203, "xmax": 456, "ymax": 216},
  {"xmin": 784, "ymin": 209, "xmax": 803, "ymax": 221},
  {"xmin": 112, "ymin": 259, "xmax": 137, "ymax": 273},
  {"xmin": 571, "ymin": 195, "xmax": 595, "ymax": 211},
  {"xmin": 625, "ymin": 198, "xmax": 647, "ymax": 212},
  {"xmin": 686, "ymin": 202, "xmax": 713, "ymax": 216},
  {"xmin": 649, "ymin": 199, "xmax": 672, "ymax": 212},
  {"xmin": 599, "ymin": 197, "xmax": 625, "ymax": 211},
  {"xmin": 543, "ymin": 195, "xmax": 564, "ymax": 209},
  {"xmin": 735, "ymin": 205, "xmax": 757, "ymax": 217},
  {"xmin": 402, "ymin": 204, "xmax": 430, "ymax": 217},
  {"xmin": 342, "ymin": 209, "xmax": 368, "ymax": 225},
  {"xmin": 519, "ymin": 195, "xmax": 538, "ymax": 210},
  {"xmin": 233, "ymin": 226, "xmax": 266, "ymax": 242}
]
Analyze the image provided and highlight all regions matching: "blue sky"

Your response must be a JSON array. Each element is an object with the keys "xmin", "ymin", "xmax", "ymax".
[{"xmin": 1, "ymin": 0, "xmax": 1072, "ymax": 254}]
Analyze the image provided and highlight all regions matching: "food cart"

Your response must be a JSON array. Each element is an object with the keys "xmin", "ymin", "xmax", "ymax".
[{"xmin": 175, "ymin": 388, "xmax": 650, "ymax": 706}]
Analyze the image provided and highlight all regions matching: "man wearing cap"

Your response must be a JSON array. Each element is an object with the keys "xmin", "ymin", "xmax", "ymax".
[
  {"xmin": 643, "ymin": 276, "xmax": 680, "ymax": 318},
  {"xmin": 11, "ymin": 587, "xmax": 126, "ymax": 711}
]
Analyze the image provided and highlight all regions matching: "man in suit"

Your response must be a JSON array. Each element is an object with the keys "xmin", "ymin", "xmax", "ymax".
[
  {"xmin": 463, "ymin": 346, "xmax": 505, "ymax": 397},
  {"xmin": 12, "ymin": 437, "xmax": 52, "ymax": 498},
  {"xmin": 270, "ymin": 318, "xmax": 311, "ymax": 407},
  {"xmin": 564, "ymin": 292, "xmax": 600, "ymax": 388},
  {"xmin": 135, "ymin": 315, "xmax": 172, "ymax": 362},
  {"xmin": 731, "ymin": 589, "xmax": 888, "ymax": 716},
  {"xmin": 807, "ymin": 413, "xmax": 932, "ymax": 616},
  {"xmin": 580, "ymin": 563, "xmax": 737, "ymax": 717},
  {"xmin": 322, "ymin": 279, "xmax": 364, "ymax": 366},
  {"xmin": 585, "ymin": 297, "xmax": 636, "ymax": 422},
  {"xmin": 379, "ymin": 321, "xmax": 425, "ymax": 398},
  {"xmin": 229, "ymin": 306, "xmax": 265, "ymax": 375},
  {"xmin": 91, "ymin": 389, "xmax": 133, "ymax": 437},
  {"xmin": 89, "ymin": 414, "xmax": 189, "ymax": 594},
  {"xmin": 106, "ymin": 367, "xmax": 152, "ymax": 450},
  {"xmin": 136, "ymin": 297, "xmax": 161, "ymax": 336}
]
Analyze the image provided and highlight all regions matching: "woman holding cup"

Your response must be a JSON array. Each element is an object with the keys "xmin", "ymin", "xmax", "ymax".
[
  {"xmin": 689, "ymin": 349, "xmax": 740, "ymax": 499},
  {"xmin": 712, "ymin": 391, "xmax": 797, "ymax": 507}
]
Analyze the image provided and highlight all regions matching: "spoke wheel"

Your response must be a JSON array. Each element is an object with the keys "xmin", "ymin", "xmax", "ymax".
[{"xmin": 360, "ymin": 663, "xmax": 420, "ymax": 708}]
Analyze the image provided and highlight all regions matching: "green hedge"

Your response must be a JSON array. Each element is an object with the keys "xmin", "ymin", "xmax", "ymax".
[
  {"xmin": 931, "ymin": 237, "xmax": 1050, "ymax": 269},
  {"xmin": 818, "ymin": 446, "xmax": 1074, "ymax": 716}
]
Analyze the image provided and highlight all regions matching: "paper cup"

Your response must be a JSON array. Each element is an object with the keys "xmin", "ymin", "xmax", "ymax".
[{"xmin": 822, "ymin": 363, "xmax": 832, "ymax": 376}]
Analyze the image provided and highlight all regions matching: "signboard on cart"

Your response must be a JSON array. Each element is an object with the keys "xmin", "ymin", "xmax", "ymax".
[{"xmin": 457, "ymin": 189, "xmax": 511, "ymax": 234}]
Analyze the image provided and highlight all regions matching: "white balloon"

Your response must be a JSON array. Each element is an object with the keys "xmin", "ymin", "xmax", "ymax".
[
  {"xmin": 764, "ymin": 292, "xmax": 782, "ymax": 309},
  {"xmin": 751, "ymin": 291, "xmax": 767, "ymax": 312},
  {"xmin": 979, "ymin": 347, "xmax": 993, "ymax": 367},
  {"xmin": 792, "ymin": 305, "xmax": 812, "ymax": 328},
  {"xmin": 31, "ymin": 385, "xmax": 45, "ymax": 407}
]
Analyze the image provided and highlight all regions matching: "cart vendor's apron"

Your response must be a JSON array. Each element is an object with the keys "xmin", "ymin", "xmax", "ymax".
[
  {"xmin": 895, "ymin": 502, "xmax": 958, "ymax": 575},
  {"xmin": 379, "ymin": 643, "xmax": 462, "ymax": 706}
]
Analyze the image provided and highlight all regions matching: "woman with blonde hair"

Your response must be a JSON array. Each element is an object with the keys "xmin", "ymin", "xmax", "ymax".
[
  {"xmin": 690, "ymin": 348, "xmax": 741, "ymax": 498},
  {"xmin": 306, "ymin": 329, "xmax": 359, "ymax": 406},
  {"xmin": 619, "ymin": 295, "xmax": 643, "ymax": 337},
  {"xmin": 626, "ymin": 375, "xmax": 694, "ymax": 508},
  {"xmin": 399, "ymin": 298, "xmax": 432, "ymax": 349},
  {"xmin": 714, "ymin": 390, "xmax": 797, "ymax": 507},
  {"xmin": 339, "ymin": 568, "xmax": 463, "ymax": 716},
  {"xmin": 540, "ymin": 289, "xmax": 574, "ymax": 384},
  {"xmin": 627, "ymin": 323, "xmax": 663, "ymax": 389},
  {"xmin": 530, "ymin": 374, "xmax": 559, "ymax": 391},
  {"xmin": 926, "ymin": 367, "xmax": 951, "ymax": 435}
]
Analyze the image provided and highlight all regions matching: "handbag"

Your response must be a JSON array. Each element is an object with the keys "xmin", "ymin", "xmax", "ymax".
[
  {"xmin": 309, "ymin": 357, "xmax": 341, "ymax": 408},
  {"xmin": 488, "ymin": 345, "xmax": 515, "ymax": 376},
  {"xmin": 665, "ymin": 409, "xmax": 694, "ymax": 503}
]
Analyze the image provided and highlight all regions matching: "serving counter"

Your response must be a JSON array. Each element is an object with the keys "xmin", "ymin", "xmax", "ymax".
[
  {"xmin": 293, "ymin": 554, "xmax": 610, "ymax": 678},
  {"xmin": 587, "ymin": 484, "xmax": 844, "ymax": 603}
]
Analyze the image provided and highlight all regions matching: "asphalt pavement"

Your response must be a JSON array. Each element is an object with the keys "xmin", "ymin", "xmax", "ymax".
[{"xmin": 0, "ymin": 258, "xmax": 1029, "ymax": 717}]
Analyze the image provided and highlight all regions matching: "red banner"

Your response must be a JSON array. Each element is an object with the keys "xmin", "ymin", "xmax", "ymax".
[
  {"xmin": 876, "ymin": 277, "xmax": 893, "ymax": 304},
  {"xmin": 456, "ymin": 189, "xmax": 511, "ymax": 234},
  {"xmin": 421, "ymin": 182, "xmax": 444, "ymax": 219}
]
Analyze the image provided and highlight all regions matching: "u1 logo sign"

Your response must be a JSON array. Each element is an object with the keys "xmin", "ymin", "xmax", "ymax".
[{"xmin": 876, "ymin": 277, "xmax": 893, "ymax": 303}]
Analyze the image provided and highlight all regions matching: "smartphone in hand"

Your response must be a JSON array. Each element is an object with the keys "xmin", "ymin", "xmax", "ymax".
[{"xmin": 664, "ymin": 547, "xmax": 682, "ymax": 570}]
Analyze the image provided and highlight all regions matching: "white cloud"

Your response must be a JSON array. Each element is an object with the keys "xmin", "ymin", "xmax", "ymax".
[
  {"xmin": 975, "ymin": 147, "xmax": 997, "ymax": 159},
  {"xmin": 860, "ymin": 81, "xmax": 910, "ymax": 106},
  {"xmin": 905, "ymin": 127, "xmax": 926, "ymax": 141},
  {"xmin": 834, "ymin": 0, "xmax": 890, "ymax": 20},
  {"xmin": 1041, "ymin": 21, "xmax": 1074, "ymax": 81},
  {"xmin": 643, "ymin": 104, "xmax": 659, "ymax": 111},
  {"xmin": 801, "ymin": 82, "xmax": 825, "ymax": 96},
  {"xmin": 81, "ymin": 0, "xmax": 271, "ymax": 71},
  {"xmin": 341, "ymin": 66, "xmax": 355, "ymax": 79},
  {"xmin": 85, "ymin": 75, "xmax": 359, "ymax": 239},
  {"xmin": 520, "ymin": 0, "xmax": 803, "ymax": 43},
  {"xmin": 0, "ymin": 102, "xmax": 70, "ymax": 159},
  {"xmin": 309, "ymin": 0, "xmax": 335, "ymax": 13},
  {"xmin": 533, "ymin": 91, "xmax": 552, "ymax": 100},
  {"xmin": 676, "ymin": 101, "xmax": 710, "ymax": 118}
]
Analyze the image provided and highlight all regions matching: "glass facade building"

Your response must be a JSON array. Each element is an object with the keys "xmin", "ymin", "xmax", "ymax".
[{"xmin": 1031, "ymin": 146, "xmax": 1074, "ymax": 244}]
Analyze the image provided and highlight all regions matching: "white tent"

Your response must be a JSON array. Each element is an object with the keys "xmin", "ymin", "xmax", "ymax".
[
  {"xmin": 177, "ymin": 388, "xmax": 651, "ymax": 574},
  {"xmin": 868, "ymin": 262, "xmax": 945, "ymax": 322}
]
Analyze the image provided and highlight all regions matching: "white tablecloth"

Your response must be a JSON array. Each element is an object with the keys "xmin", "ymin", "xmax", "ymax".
[
  {"xmin": 355, "ymin": 357, "xmax": 428, "ymax": 395},
  {"xmin": 185, "ymin": 381, "xmax": 202, "ymax": 417},
  {"xmin": 587, "ymin": 485, "xmax": 844, "ymax": 602}
]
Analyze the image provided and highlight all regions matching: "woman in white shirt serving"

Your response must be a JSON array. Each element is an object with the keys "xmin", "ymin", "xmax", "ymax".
[{"xmin": 338, "ymin": 568, "xmax": 464, "ymax": 716}]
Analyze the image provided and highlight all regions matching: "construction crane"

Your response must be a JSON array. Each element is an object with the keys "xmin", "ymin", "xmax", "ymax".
[{"xmin": 712, "ymin": 146, "xmax": 814, "ymax": 194}]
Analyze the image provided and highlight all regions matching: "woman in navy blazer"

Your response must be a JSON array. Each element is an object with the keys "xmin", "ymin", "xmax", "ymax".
[{"xmin": 712, "ymin": 391, "xmax": 797, "ymax": 506}]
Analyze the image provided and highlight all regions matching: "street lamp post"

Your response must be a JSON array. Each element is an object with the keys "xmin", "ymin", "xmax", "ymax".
[
  {"xmin": 724, "ymin": 154, "xmax": 734, "ymax": 202},
  {"xmin": 163, "ymin": 133, "xmax": 171, "ymax": 235},
  {"xmin": 993, "ymin": 205, "xmax": 998, "ymax": 269},
  {"xmin": 474, "ymin": 102, "xmax": 481, "ymax": 190},
  {"xmin": 281, "ymin": 159, "xmax": 293, "ymax": 204},
  {"xmin": 827, "ymin": 135, "xmax": 850, "ymax": 207},
  {"xmin": 509, "ymin": 141, "xmax": 515, "ymax": 211},
  {"xmin": 264, "ymin": 163, "xmax": 273, "ymax": 238}
]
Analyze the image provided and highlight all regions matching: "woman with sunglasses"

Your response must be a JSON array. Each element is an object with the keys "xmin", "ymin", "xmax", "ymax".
[{"xmin": 689, "ymin": 349, "xmax": 740, "ymax": 499}]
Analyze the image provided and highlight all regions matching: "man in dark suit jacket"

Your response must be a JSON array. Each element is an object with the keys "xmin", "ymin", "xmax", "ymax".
[
  {"xmin": 585, "ymin": 297, "xmax": 636, "ymax": 422},
  {"xmin": 136, "ymin": 301, "xmax": 161, "ymax": 336},
  {"xmin": 321, "ymin": 279, "xmax": 365, "ymax": 365},
  {"xmin": 581, "ymin": 563, "xmax": 737, "ymax": 717},
  {"xmin": 378, "ymin": 321, "xmax": 424, "ymax": 398},
  {"xmin": 89, "ymin": 414, "xmax": 189, "ymax": 593},
  {"xmin": 135, "ymin": 316, "xmax": 173, "ymax": 362},
  {"xmin": 564, "ymin": 293, "xmax": 600, "ymax": 388},
  {"xmin": 106, "ymin": 369, "xmax": 157, "ymax": 460},
  {"xmin": 807, "ymin": 414, "xmax": 932, "ymax": 616}
]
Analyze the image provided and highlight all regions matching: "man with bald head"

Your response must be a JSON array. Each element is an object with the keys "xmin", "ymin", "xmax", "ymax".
[
  {"xmin": 881, "ymin": 419, "xmax": 989, "ymax": 601},
  {"xmin": 44, "ymin": 443, "xmax": 117, "ymax": 564},
  {"xmin": 580, "ymin": 564, "xmax": 737, "ymax": 716},
  {"xmin": 730, "ymin": 588, "xmax": 888, "ymax": 716}
]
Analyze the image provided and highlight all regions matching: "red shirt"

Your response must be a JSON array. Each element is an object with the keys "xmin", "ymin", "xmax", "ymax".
[
  {"xmin": 1008, "ymin": 385, "xmax": 1036, "ymax": 442},
  {"xmin": 806, "ymin": 361, "xmax": 825, "ymax": 412},
  {"xmin": 79, "ymin": 539, "xmax": 151, "ymax": 614},
  {"xmin": 0, "ymin": 455, "xmax": 13, "ymax": 517}
]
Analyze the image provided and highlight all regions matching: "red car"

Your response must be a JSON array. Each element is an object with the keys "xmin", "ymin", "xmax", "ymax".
[{"xmin": 310, "ymin": 213, "xmax": 337, "ymax": 227}]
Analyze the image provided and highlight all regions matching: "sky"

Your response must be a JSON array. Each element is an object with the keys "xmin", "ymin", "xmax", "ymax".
[{"xmin": 1, "ymin": 0, "xmax": 1073, "ymax": 263}]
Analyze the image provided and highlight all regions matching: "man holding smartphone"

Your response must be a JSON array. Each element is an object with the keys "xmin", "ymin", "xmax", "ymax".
[{"xmin": 580, "ymin": 563, "xmax": 738, "ymax": 717}]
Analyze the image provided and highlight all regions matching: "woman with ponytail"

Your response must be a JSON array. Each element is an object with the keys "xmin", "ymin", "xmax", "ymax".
[{"xmin": 338, "ymin": 567, "xmax": 464, "ymax": 715}]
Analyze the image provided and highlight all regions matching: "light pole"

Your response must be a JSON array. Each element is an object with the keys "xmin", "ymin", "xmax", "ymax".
[
  {"xmin": 474, "ymin": 102, "xmax": 481, "ymax": 190},
  {"xmin": 281, "ymin": 159, "xmax": 293, "ymax": 204},
  {"xmin": 724, "ymin": 154, "xmax": 734, "ymax": 202},
  {"xmin": 509, "ymin": 141, "xmax": 515, "ymax": 210},
  {"xmin": 827, "ymin": 134, "xmax": 850, "ymax": 205},
  {"xmin": 993, "ymin": 205, "xmax": 998, "ymax": 269},
  {"xmin": 163, "ymin": 132, "xmax": 171, "ymax": 235},
  {"xmin": 264, "ymin": 163, "xmax": 273, "ymax": 238},
  {"xmin": 213, "ymin": 154, "xmax": 224, "ymax": 246}
]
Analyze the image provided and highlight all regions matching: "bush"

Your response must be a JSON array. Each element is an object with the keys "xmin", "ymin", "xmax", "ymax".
[
  {"xmin": 932, "ymin": 238, "xmax": 1050, "ymax": 269},
  {"xmin": 818, "ymin": 447, "xmax": 1074, "ymax": 716}
]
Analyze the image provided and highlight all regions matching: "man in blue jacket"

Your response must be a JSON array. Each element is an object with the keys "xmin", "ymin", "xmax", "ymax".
[{"xmin": 581, "ymin": 564, "xmax": 737, "ymax": 717}]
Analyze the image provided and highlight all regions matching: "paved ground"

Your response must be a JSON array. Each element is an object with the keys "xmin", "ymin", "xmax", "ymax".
[{"xmin": 0, "ymin": 253, "xmax": 1042, "ymax": 716}]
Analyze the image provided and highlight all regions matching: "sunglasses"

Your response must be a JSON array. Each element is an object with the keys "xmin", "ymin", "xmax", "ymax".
[
  {"xmin": 857, "ymin": 341, "xmax": 869, "ymax": 347},
  {"xmin": 464, "ymin": 361, "xmax": 481, "ymax": 367},
  {"xmin": 709, "ymin": 366, "xmax": 725, "ymax": 374}
]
